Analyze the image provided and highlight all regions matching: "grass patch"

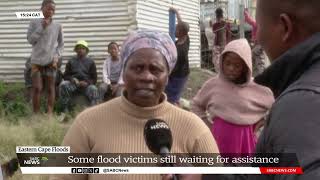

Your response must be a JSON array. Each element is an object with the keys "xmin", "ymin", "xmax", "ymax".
[
  {"xmin": 182, "ymin": 68, "xmax": 215, "ymax": 100},
  {"xmin": 0, "ymin": 82, "xmax": 32, "ymax": 123},
  {"xmin": 0, "ymin": 123, "xmax": 36, "ymax": 159},
  {"xmin": 33, "ymin": 119, "xmax": 67, "ymax": 146},
  {"xmin": 0, "ymin": 115, "xmax": 71, "ymax": 180}
]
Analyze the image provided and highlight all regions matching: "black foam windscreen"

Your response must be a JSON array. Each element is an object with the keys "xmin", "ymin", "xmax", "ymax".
[
  {"xmin": 144, "ymin": 119, "xmax": 173, "ymax": 155},
  {"xmin": 2, "ymin": 158, "xmax": 19, "ymax": 177}
]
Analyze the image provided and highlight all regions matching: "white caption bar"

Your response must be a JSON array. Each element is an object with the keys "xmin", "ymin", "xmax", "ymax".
[
  {"xmin": 21, "ymin": 167, "xmax": 261, "ymax": 174},
  {"xmin": 16, "ymin": 146, "xmax": 70, "ymax": 154},
  {"xmin": 16, "ymin": 12, "xmax": 44, "ymax": 19}
]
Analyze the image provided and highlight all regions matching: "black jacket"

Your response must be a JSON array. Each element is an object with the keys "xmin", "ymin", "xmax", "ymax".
[
  {"xmin": 205, "ymin": 33, "xmax": 320, "ymax": 180},
  {"xmin": 253, "ymin": 33, "xmax": 320, "ymax": 179},
  {"xmin": 63, "ymin": 56, "xmax": 97, "ymax": 85},
  {"xmin": 170, "ymin": 36, "xmax": 190, "ymax": 78}
]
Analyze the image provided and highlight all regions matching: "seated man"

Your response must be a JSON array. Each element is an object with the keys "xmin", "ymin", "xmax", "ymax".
[{"xmin": 59, "ymin": 40, "xmax": 98, "ymax": 112}]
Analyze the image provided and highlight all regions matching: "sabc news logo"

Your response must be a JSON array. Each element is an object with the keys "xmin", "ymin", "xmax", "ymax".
[{"xmin": 24, "ymin": 156, "xmax": 48, "ymax": 165}]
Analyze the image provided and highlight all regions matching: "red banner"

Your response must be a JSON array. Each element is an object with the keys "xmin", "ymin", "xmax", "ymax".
[{"xmin": 260, "ymin": 167, "xmax": 303, "ymax": 174}]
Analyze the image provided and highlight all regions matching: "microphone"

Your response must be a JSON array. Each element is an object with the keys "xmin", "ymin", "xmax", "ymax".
[
  {"xmin": 144, "ymin": 119, "xmax": 179, "ymax": 180},
  {"xmin": 1, "ymin": 158, "xmax": 19, "ymax": 178}
]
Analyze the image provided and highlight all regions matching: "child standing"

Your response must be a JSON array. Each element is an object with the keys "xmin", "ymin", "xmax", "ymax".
[
  {"xmin": 27, "ymin": 0, "xmax": 64, "ymax": 114},
  {"xmin": 192, "ymin": 39, "xmax": 274, "ymax": 155},
  {"xmin": 99, "ymin": 42, "xmax": 123, "ymax": 102},
  {"xmin": 165, "ymin": 7, "xmax": 190, "ymax": 105},
  {"xmin": 211, "ymin": 8, "xmax": 231, "ymax": 72}
]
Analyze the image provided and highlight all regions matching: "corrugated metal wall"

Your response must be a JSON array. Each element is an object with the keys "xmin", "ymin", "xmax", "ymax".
[
  {"xmin": 0, "ymin": 0, "xmax": 133, "ymax": 82},
  {"xmin": 136, "ymin": 0, "xmax": 201, "ymax": 67},
  {"xmin": 0, "ymin": 0, "xmax": 201, "ymax": 82}
]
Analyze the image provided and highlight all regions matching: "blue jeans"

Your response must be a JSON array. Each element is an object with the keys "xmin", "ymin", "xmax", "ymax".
[{"xmin": 165, "ymin": 76, "xmax": 188, "ymax": 104}]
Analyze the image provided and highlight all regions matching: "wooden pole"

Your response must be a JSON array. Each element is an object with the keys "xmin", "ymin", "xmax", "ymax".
[{"xmin": 239, "ymin": 0, "xmax": 245, "ymax": 38}]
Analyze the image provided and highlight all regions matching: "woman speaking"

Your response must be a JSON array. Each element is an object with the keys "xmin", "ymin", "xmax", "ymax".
[{"xmin": 51, "ymin": 30, "xmax": 219, "ymax": 180}]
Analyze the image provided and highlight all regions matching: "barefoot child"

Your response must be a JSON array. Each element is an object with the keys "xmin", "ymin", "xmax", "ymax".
[
  {"xmin": 27, "ymin": 0, "xmax": 64, "ymax": 114},
  {"xmin": 192, "ymin": 39, "xmax": 274, "ymax": 154}
]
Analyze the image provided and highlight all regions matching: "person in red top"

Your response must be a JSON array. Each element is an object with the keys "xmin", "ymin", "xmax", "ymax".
[
  {"xmin": 244, "ymin": 8, "xmax": 269, "ymax": 77},
  {"xmin": 211, "ymin": 8, "xmax": 231, "ymax": 72},
  {"xmin": 244, "ymin": 9, "xmax": 257, "ymax": 42}
]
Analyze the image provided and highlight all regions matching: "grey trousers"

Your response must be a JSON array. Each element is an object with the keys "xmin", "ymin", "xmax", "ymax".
[
  {"xmin": 59, "ymin": 80, "xmax": 99, "ymax": 108},
  {"xmin": 98, "ymin": 83, "xmax": 122, "ymax": 102}
]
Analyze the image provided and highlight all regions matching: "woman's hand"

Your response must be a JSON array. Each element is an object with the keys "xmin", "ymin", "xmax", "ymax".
[
  {"xmin": 244, "ymin": 9, "xmax": 250, "ymax": 18},
  {"xmin": 111, "ymin": 84, "xmax": 119, "ymax": 96},
  {"xmin": 42, "ymin": 18, "xmax": 51, "ymax": 28},
  {"xmin": 254, "ymin": 118, "xmax": 265, "ymax": 134},
  {"xmin": 169, "ymin": 7, "xmax": 178, "ymax": 13},
  {"xmin": 79, "ymin": 81, "xmax": 89, "ymax": 88},
  {"xmin": 52, "ymin": 56, "xmax": 59, "ymax": 69}
]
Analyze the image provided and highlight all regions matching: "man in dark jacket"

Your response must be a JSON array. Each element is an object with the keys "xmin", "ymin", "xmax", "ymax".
[
  {"xmin": 164, "ymin": 0, "xmax": 320, "ymax": 179},
  {"xmin": 251, "ymin": 0, "xmax": 320, "ymax": 178},
  {"xmin": 59, "ymin": 40, "xmax": 98, "ymax": 112}
]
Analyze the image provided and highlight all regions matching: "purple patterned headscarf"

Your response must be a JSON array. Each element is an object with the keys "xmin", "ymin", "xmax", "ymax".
[{"xmin": 120, "ymin": 29, "xmax": 177, "ymax": 73}]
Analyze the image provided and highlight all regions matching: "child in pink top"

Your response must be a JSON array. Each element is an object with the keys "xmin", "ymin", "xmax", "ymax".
[{"xmin": 192, "ymin": 39, "xmax": 274, "ymax": 155}]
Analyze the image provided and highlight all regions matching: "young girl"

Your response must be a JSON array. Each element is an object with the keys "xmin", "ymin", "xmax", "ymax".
[
  {"xmin": 192, "ymin": 39, "xmax": 274, "ymax": 155},
  {"xmin": 99, "ymin": 42, "xmax": 123, "ymax": 102}
]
